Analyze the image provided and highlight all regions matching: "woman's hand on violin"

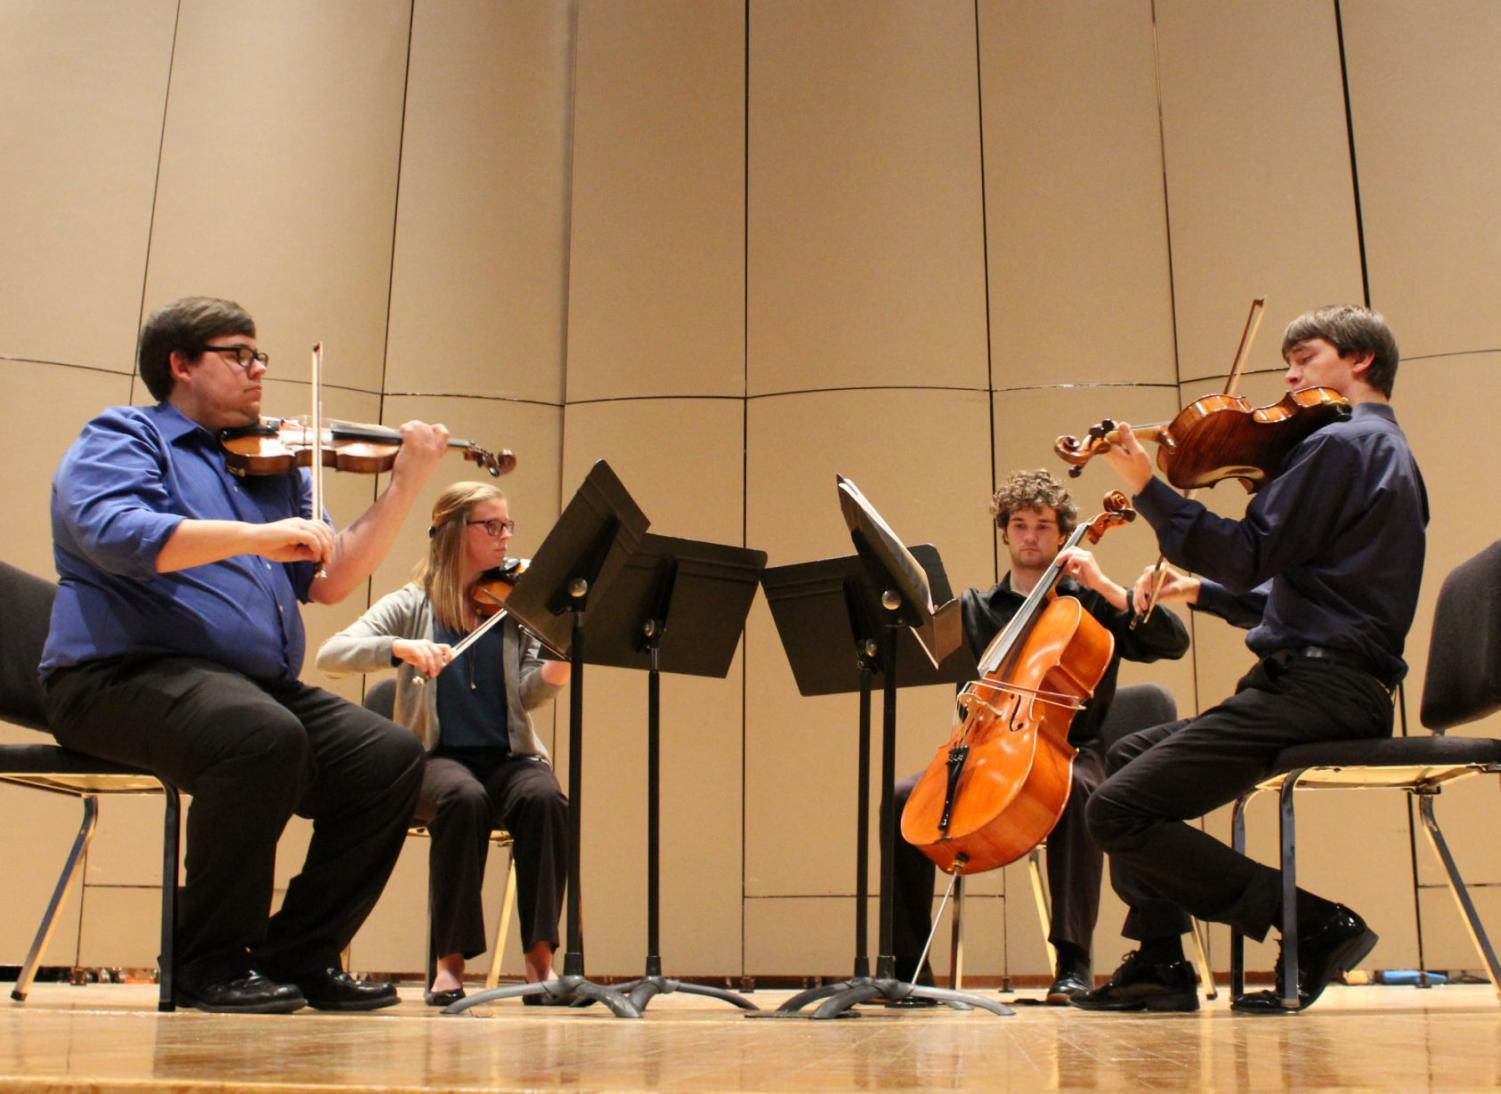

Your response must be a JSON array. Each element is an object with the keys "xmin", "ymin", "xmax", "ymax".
[
  {"xmin": 1132, "ymin": 563, "xmax": 1200, "ymax": 613},
  {"xmin": 1099, "ymin": 422, "xmax": 1155, "ymax": 496},
  {"xmin": 1057, "ymin": 547, "xmax": 1129, "ymax": 611},
  {"xmin": 253, "ymin": 517, "xmax": 336, "ymax": 565},
  {"xmin": 388, "ymin": 421, "xmax": 450, "ymax": 487},
  {"xmin": 392, "ymin": 638, "xmax": 454, "ymax": 679}
]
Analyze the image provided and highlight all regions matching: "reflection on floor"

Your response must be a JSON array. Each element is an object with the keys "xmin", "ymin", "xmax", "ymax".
[{"xmin": 1, "ymin": 981, "xmax": 1497, "ymax": 1091}]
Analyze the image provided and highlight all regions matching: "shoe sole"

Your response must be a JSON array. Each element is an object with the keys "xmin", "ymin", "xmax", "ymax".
[
  {"xmin": 1071, "ymin": 991, "xmax": 1199, "ymax": 1013},
  {"xmin": 1304, "ymin": 926, "xmax": 1380, "ymax": 1008},
  {"xmin": 306, "ymin": 993, "xmax": 401, "ymax": 1012},
  {"xmin": 177, "ymin": 994, "xmax": 306, "ymax": 1014}
]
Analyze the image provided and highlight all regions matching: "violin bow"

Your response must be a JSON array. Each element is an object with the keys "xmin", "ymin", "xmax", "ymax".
[
  {"xmin": 1134, "ymin": 297, "xmax": 1265, "ymax": 626},
  {"xmin": 309, "ymin": 342, "xmax": 328, "ymax": 579}
]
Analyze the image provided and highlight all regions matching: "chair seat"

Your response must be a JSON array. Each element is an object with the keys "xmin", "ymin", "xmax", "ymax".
[
  {"xmin": 0, "ymin": 742, "xmax": 167, "ymax": 794},
  {"xmin": 1257, "ymin": 734, "xmax": 1501, "ymax": 791}
]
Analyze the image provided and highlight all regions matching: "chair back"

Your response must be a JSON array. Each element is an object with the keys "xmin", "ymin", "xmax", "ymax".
[
  {"xmin": 1099, "ymin": 682, "xmax": 1177, "ymax": 750},
  {"xmin": 364, "ymin": 677, "xmax": 398, "ymax": 720},
  {"xmin": 1421, "ymin": 539, "xmax": 1501, "ymax": 732},
  {"xmin": 0, "ymin": 561, "xmax": 57, "ymax": 732}
]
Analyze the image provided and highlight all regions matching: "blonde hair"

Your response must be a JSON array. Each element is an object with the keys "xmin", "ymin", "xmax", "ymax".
[{"xmin": 417, "ymin": 481, "xmax": 508, "ymax": 632}]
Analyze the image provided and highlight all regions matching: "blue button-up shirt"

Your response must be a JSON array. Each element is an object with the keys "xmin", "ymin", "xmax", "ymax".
[
  {"xmin": 41, "ymin": 404, "xmax": 319, "ymax": 682},
  {"xmin": 1132, "ymin": 401, "xmax": 1428, "ymax": 682}
]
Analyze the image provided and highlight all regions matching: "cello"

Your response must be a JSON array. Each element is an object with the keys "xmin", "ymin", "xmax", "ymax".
[{"xmin": 900, "ymin": 493, "xmax": 1136, "ymax": 875}]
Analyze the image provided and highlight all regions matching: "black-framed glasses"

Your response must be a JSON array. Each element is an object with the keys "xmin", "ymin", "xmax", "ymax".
[
  {"xmin": 203, "ymin": 343, "xmax": 270, "ymax": 373},
  {"xmin": 467, "ymin": 518, "xmax": 515, "ymax": 537}
]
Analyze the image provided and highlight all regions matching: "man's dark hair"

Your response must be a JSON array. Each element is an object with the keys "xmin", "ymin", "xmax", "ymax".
[
  {"xmin": 991, "ymin": 469, "xmax": 1077, "ymax": 535},
  {"xmin": 1281, "ymin": 305, "xmax": 1399, "ymax": 397},
  {"xmin": 138, "ymin": 296, "xmax": 256, "ymax": 402}
]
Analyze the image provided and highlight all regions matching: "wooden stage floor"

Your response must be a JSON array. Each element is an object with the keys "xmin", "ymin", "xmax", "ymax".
[{"xmin": 1, "ymin": 980, "xmax": 1497, "ymax": 1091}]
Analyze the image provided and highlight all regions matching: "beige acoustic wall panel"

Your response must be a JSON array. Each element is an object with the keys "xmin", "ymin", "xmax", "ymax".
[
  {"xmin": 385, "ymin": 1, "xmax": 574, "ymax": 403},
  {"xmin": 363, "ymin": 395, "xmax": 566, "ymax": 633},
  {"xmin": 745, "ymin": 388, "xmax": 993, "ymax": 947},
  {"xmin": 1, "ymin": 362, "xmax": 135, "ymax": 577},
  {"xmin": 142, "ymin": 1, "xmax": 411, "ymax": 395},
  {"xmin": 567, "ymin": 1, "xmax": 745, "ymax": 402},
  {"xmin": 556, "ymin": 399, "xmax": 745, "ymax": 974},
  {"xmin": 0, "ymin": 1, "xmax": 175, "ymax": 373},
  {"xmin": 1342, "ymin": 1, "xmax": 1501, "ymax": 359},
  {"xmin": 980, "ymin": 0, "xmax": 1176, "ymax": 387},
  {"xmin": 747, "ymin": 0, "xmax": 988, "ymax": 395},
  {"xmin": 1156, "ymin": 0, "xmax": 1363, "ymax": 382}
]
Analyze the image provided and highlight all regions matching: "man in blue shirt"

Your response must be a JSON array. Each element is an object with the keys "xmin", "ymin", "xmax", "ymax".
[
  {"xmin": 41, "ymin": 296, "xmax": 451, "ymax": 1014},
  {"xmin": 1071, "ymin": 305, "xmax": 1428, "ymax": 1014}
]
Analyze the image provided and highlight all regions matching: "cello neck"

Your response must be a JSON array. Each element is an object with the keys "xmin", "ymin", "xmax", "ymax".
[{"xmin": 976, "ymin": 522, "xmax": 1092, "ymax": 676}]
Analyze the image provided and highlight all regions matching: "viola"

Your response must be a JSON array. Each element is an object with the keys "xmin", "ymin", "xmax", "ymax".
[
  {"xmin": 900, "ymin": 493, "xmax": 1135, "ymax": 876},
  {"xmin": 472, "ymin": 557, "xmax": 528, "ymax": 618},
  {"xmin": 414, "ymin": 558, "xmax": 532, "ymax": 685},
  {"xmin": 1053, "ymin": 386, "xmax": 1350, "ymax": 494},
  {"xmin": 219, "ymin": 417, "xmax": 516, "ymax": 479}
]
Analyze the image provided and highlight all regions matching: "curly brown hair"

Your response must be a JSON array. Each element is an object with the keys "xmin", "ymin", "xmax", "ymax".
[{"xmin": 990, "ymin": 469, "xmax": 1077, "ymax": 535}]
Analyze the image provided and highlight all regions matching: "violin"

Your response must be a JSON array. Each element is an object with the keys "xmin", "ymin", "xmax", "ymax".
[
  {"xmin": 1053, "ymin": 386, "xmax": 1350, "ymax": 494},
  {"xmin": 219, "ymin": 417, "xmax": 516, "ymax": 479},
  {"xmin": 900, "ymin": 493, "xmax": 1135, "ymax": 876}
]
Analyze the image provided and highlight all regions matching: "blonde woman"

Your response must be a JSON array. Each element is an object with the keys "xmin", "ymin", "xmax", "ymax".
[{"xmin": 318, "ymin": 482, "xmax": 569, "ymax": 1006}]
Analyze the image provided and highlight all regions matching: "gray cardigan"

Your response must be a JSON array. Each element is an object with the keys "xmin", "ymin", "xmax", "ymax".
[{"xmin": 316, "ymin": 582, "xmax": 561, "ymax": 761}]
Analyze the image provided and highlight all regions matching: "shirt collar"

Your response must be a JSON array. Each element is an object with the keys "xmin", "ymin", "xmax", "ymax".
[
  {"xmin": 150, "ymin": 401, "xmax": 219, "ymax": 446},
  {"xmin": 1351, "ymin": 401, "xmax": 1396, "ymax": 423}
]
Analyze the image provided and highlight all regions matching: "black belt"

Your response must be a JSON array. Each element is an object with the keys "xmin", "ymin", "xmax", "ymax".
[{"xmin": 1269, "ymin": 645, "xmax": 1401, "ymax": 693}]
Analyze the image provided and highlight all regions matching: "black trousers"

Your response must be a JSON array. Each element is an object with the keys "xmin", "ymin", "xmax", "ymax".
[
  {"xmin": 415, "ymin": 749, "xmax": 568, "ymax": 961},
  {"xmin": 1087, "ymin": 656, "xmax": 1393, "ymax": 943},
  {"xmin": 888, "ymin": 738, "xmax": 1107, "ymax": 978},
  {"xmin": 43, "ymin": 653, "xmax": 425, "ymax": 989}
]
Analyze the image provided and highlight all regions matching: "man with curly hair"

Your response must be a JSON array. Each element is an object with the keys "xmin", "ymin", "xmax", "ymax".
[{"xmin": 888, "ymin": 469, "xmax": 1189, "ymax": 1003}]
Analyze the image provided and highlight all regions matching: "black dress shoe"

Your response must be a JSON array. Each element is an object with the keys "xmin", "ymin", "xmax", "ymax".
[
  {"xmin": 1045, "ymin": 970, "xmax": 1092, "ymax": 1005},
  {"xmin": 175, "ymin": 972, "xmax": 305, "ymax": 1014},
  {"xmin": 292, "ymin": 968, "xmax": 400, "ymax": 1011},
  {"xmin": 1231, "ymin": 904, "xmax": 1378, "ymax": 1015},
  {"xmin": 1070, "ymin": 951, "xmax": 1199, "ymax": 1012},
  {"xmin": 424, "ymin": 987, "xmax": 466, "ymax": 1008}
]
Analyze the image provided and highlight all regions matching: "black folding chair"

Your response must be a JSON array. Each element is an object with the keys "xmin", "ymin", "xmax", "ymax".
[
  {"xmin": 0, "ymin": 560, "xmax": 180, "ymax": 1011},
  {"xmin": 1229, "ymin": 540, "xmax": 1501, "ymax": 1007}
]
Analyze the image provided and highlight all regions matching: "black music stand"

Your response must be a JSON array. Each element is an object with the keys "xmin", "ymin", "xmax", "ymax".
[
  {"xmin": 446, "ymin": 460, "xmax": 649, "ymax": 1019},
  {"xmin": 580, "ymin": 533, "xmax": 767, "ymax": 1012},
  {"xmin": 755, "ymin": 479, "xmax": 1010, "ymax": 1019}
]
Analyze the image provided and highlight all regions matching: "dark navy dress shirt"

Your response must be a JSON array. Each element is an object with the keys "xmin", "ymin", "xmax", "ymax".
[
  {"xmin": 1132, "ymin": 401, "xmax": 1428, "ymax": 682},
  {"xmin": 432, "ymin": 618, "xmax": 510, "ymax": 752},
  {"xmin": 41, "ymin": 403, "xmax": 319, "ymax": 682}
]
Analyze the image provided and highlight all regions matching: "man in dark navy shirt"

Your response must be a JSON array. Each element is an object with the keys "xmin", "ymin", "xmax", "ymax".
[
  {"xmin": 889, "ymin": 470, "xmax": 1189, "ymax": 1003},
  {"xmin": 41, "ymin": 297, "xmax": 450, "ymax": 1013},
  {"xmin": 1073, "ymin": 305, "xmax": 1428, "ymax": 1014}
]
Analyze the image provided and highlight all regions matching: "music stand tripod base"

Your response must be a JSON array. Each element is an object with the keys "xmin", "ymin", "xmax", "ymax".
[{"xmin": 443, "ymin": 974, "xmax": 640, "ymax": 1018}]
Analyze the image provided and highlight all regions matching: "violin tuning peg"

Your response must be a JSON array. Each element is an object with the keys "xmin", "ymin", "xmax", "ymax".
[{"xmin": 1068, "ymin": 466, "xmax": 1083, "ymax": 478}]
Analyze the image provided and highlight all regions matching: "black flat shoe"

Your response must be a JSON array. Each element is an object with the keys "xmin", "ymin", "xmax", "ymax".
[
  {"xmin": 424, "ymin": 987, "xmax": 466, "ymax": 1008},
  {"xmin": 1231, "ymin": 904, "xmax": 1378, "ymax": 1014},
  {"xmin": 1045, "ymin": 970, "xmax": 1092, "ymax": 1005},
  {"xmin": 293, "ymin": 968, "xmax": 400, "ymax": 1011},
  {"xmin": 175, "ymin": 972, "xmax": 305, "ymax": 1014},
  {"xmin": 1071, "ymin": 951, "xmax": 1198, "ymax": 1013}
]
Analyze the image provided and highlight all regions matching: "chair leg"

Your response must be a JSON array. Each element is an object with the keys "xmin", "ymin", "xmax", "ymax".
[
  {"xmin": 1186, "ymin": 918, "xmax": 1217, "ymax": 999},
  {"xmin": 1416, "ymin": 793, "xmax": 1501, "ymax": 1000},
  {"xmin": 157, "ymin": 787, "xmax": 180, "ymax": 1013},
  {"xmin": 1277, "ymin": 774, "xmax": 1303, "ymax": 1009},
  {"xmin": 12, "ymin": 795, "xmax": 100, "ymax": 1003},
  {"xmin": 1027, "ymin": 846, "xmax": 1057, "ymax": 975},
  {"xmin": 1229, "ymin": 795, "xmax": 1249, "ymax": 997},
  {"xmin": 486, "ymin": 854, "xmax": 518, "ymax": 991}
]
